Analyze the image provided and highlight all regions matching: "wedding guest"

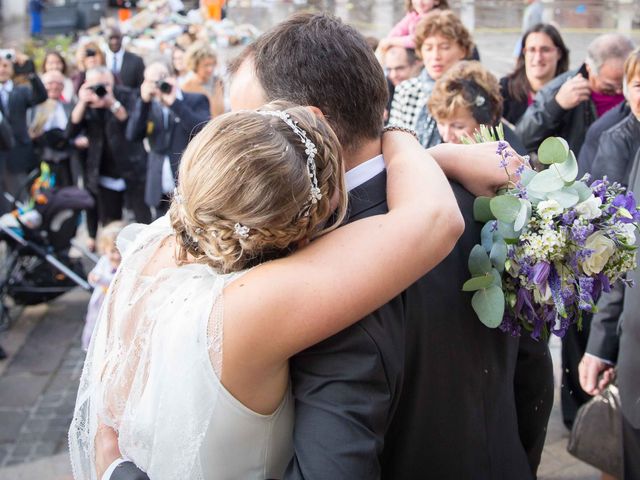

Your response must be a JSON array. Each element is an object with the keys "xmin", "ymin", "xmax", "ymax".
[
  {"xmin": 388, "ymin": 10, "xmax": 474, "ymax": 147},
  {"xmin": 501, "ymin": 23, "xmax": 569, "ymax": 125},
  {"xmin": 71, "ymin": 41, "xmax": 106, "ymax": 94},
  {"xmin": 517, "ymin": 33, "xmax": 634, "ymax": 157},
  {"xmin": 588, "ymin": 47, "xmax": 640, "ymax": 185},
  {"xmin": 517, "ymin": 32, "xmax": 635, "ymax": 430},
  {"xmin": 104, "ymin": 26, "xmax": 145, "ymax": 90},
  {"xmin": 580, "ymin": 145, "xmax": 640, "ymax": 480},
  {"xmin": 126, "ymin": 62, "xmax": 210, "ymax": 217},
  {"xmin": 68, "ymin": 67, "xmax": 150, "ymax": 244},
  {"xmin": 378, "ymin": 0, "xmax": 449, "ymax": 51},
  {"xmin": 42, "ymin": 51, "xmax": 75, "ymax": 102},
  {"xmin": 429, "ymin": 61, "xmax": 526, "ymax": 153},
  {"xmin": 182, "ymin": 41, "xmax": 224, "ymax": 117},
  {"xmin": 0, "ymin": 51, "xmax": 47, "ymax": 210},
  {"xmin": 81, "ymin": 220, "xmax": 124, "ymax": 350},
  {"xmin": 29, "ymin": 70, "xmax": 74, "ymax": 186},
  {"xmin": 171, "ymin": 46, "xmax": 189, "ymax": 86}
]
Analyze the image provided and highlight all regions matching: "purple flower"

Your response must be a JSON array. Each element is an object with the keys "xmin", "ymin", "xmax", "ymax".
[
  {"xmin": 561, "ymin": 210, "xmax": 577, "ymax": 226},
  {"xmin": 571, "ymin": 222, "xmax": 594, "ymax": 245},
  {"xmin": 531, "ymin": 261, "xmax": 551, "ymax": 286}
]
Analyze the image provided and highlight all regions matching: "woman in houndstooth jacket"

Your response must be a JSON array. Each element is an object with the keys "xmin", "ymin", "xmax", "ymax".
[{"xmin": 388, "ymin": 10, "xmax": 474, "ymax": 148}]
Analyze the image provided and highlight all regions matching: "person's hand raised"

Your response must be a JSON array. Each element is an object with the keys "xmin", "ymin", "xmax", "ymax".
[{"xmin": 555, "ymin": 74, "xmax": 591, "ymax": 110}]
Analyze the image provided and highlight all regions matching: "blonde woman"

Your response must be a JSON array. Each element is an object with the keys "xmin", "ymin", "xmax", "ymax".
[
  {"xmin": 69, "ymin": 102, "xmax": 464, "ymax": 479},
  {"xmin": 181, "ymin": 41, "xmax": 224, "ymax": 116}
]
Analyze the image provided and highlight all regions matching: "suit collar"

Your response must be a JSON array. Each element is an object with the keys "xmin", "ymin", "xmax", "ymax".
[{"xmin": 348, "ymin": 170, "xmax": 387, "ymax": 219}]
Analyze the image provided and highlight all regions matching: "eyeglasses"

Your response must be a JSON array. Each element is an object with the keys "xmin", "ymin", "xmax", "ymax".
[{"xmin": 523, "ymin": 46, "xmax": 558, "ymax": 56}]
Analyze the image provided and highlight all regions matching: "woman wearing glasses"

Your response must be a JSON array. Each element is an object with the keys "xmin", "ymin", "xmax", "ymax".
[{"xmin": 500, "ymin": 23, "xmax": 569, "ymax": 126}]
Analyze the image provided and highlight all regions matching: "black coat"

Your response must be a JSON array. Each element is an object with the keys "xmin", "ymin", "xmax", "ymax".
[
  {"xmin": 126, "ymin": 92, "xmax": 210, "ymax": 207},
  {"xmin": 380, "ymin": 183, "xmax": 552, "ymax": 480},
  {"xmin": 516, "ymin": 67, "xmax": 598, "ymax": 157},
  {"xmin": 67, "ymin": 85, "xmax": 147, "ymax": 194},
  {"xmin": 0, "ymin": 74, "xmax": 47, "ymax": 173},
  {"xmin": 117, "ymin": 51, "xmax": 145, "ymax": 90}
]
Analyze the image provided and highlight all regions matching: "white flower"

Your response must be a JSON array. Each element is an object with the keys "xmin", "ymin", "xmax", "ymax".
[
  {"xmin": 575, "ymin": 195, "xmax": 603, "ymax": 220},
  {"xmin": 536, "ymin": 199, "xmax": 563, "ymax": 219},
  {"xmin": 615, "ymin": 223, "xmax": 637, "ymax": 245},
  {"xmin": 581, "ymin": 231, "xmax": 616, "ymax": 275}
]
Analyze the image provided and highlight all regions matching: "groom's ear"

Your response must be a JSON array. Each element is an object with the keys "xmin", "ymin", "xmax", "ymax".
[{"xmin": 304, "ymin": 105, "xmax": 325, "ymax": 120}]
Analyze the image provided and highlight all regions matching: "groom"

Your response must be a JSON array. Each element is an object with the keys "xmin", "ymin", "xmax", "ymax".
[{"xmin": 98, "ymin": 13, "xmax": 552, "ymax": 480}]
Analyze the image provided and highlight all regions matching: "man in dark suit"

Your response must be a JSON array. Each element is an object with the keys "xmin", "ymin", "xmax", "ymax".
[
  {"xmin": 68, "ymin": 67, "xmax": 150, "ymax": 239},
  {"xmin": 580, "ymin": 151, "xmax": 640, "ymax": 480},
  {"xmin": 0, "ymin": 52, "xmax": 47, "ymax": 210},
  {"xmin": 95, "ymin": 13, "xmax": 551, "ymax": 480},
  {"xmin": 105, "ymin": 26, "xmax": 145, "ymax": 90},
  {"xmin": 126, "ymin": 62, "xmax": 209, "ymax": 217}
]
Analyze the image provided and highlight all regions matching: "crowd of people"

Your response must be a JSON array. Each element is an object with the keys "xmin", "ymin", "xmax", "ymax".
[{"xmin": 0, "ymin": 1, "xmax": 638, "ymax": 479}]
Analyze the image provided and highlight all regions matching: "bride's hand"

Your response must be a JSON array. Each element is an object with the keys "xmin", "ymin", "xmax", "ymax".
[
  {"xmin": 428, "ymin": 141, "xmax": 527, "ymax": 197},
  {"xmin": 95, "ymin": 422, "xmax": 121, "ymax": 479}
]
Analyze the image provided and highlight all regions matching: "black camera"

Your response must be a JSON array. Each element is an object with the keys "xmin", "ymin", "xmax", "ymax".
[
  {"xmin": 89, "ymin": 83, "xmax": 108, "ymax": 98},
  {"xmin": 156, "ymin": 80, "xmax": 172, "ymax": 94},
  {"xmin": 85, "ymin": 48, "xmax": 97, "ymax": 57}
]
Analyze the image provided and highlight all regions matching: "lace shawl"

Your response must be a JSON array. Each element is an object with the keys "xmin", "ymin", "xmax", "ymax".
[{"xmin": 69, "ymin": 216, "xmax": 241, "ymax": 480}]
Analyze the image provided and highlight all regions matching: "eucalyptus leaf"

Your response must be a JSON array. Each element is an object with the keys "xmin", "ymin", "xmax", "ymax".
[
  {"xmin": 555, "ymin": 150, "xmax": 578, "ymax": 183},
  {"xmin": 472, "ymin": 286, "xmax": 505, "ymax": 328},
  {"xmin": 538, "ymin": 137, "xmax": 569, "ymax": 165},
  {"xmin": 490, "ymin": 268, "xmax": 502, "ymax": 287},
  {"xmin": 528, "ymin": 168, "xmax": 565, "ymax": 192},
  {"xmin": 490, "ymin": 240, "xmax": 508, "ymax": 272},
  {"xmin": 519, "ymin": 168, "xmax": 537, "ymax": 187},
  {"xmin": 490, "ymin": 195, "xmax": 521, "ymax": 223},
  {"xmin": 462, "ymin": 274, "xmax": 495, "ymax": 291},
  {"xmin": 572, "ymin": 181, "xmax": 592, "ymax": 202},
  {"xmin": 497, "ymin": 220, "xmax": 519, "ymax": 240},
  {"xmin": 513, "ymin": 200, "xmax": 532, "ymax": 231},
  {"xmin": 474, "ymin": 196, "xmax": 495, "ymax": 223},
  {"xmin": 547, "ymin": 188, "xmax": 579, "ymax": 209},
  {"xmin": 469, "ymin": 244, "xmax": 492, "ymax": 275},
  {"xmin": 481, "ymin": 221, "xmax": 496, "ymax": 253}
]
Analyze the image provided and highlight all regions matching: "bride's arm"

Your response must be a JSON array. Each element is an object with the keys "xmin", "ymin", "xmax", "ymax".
[
  {"xmin": 428, "ymin": 141, "xmax": 524, "ymax": 197},
  {"xmin": 224, "ymin": 131, "xmax": 464, "ymax": 364}
]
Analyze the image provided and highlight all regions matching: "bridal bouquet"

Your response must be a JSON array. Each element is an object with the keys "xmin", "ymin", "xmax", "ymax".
[{"xmin": 464, "ymin": 128, "xmax": 639, "ymax": 339}]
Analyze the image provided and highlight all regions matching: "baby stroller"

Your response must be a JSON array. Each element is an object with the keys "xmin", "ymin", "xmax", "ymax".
[{"xmin": 0, "ymin": 165, "xmax": 94, "ymax": 345}]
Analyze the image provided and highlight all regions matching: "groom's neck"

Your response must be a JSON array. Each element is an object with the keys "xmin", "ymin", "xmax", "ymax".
[{"xmin": 344, "ymin": 138, "xmax": 382, "ymax": 172}]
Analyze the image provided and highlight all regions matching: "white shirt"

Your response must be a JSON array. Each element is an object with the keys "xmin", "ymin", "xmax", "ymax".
[
  {"xmin": 345, "ymin": 154, "xmax": 385, "ymax": 192},
  {"xmin": 106, "ymin": 48, "xmax": 125, "ymax": 74}
]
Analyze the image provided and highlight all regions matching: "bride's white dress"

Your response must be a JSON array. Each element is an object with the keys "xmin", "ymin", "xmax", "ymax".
[{"xmin": 69, "ymin": 216, "xmax": 294, "ymax": 480}]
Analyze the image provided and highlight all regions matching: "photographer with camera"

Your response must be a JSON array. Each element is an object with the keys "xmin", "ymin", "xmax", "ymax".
[
  {"xmin": 0, "ymin": 50, "xmax": 47, "ymax": 211},
  {"xmin": 69, "ymin": 67, "xmax": 150, "ymax": 245},
  {"xmin": 126, "ymin": 62, "xmax": 209, "ymax": 217}
]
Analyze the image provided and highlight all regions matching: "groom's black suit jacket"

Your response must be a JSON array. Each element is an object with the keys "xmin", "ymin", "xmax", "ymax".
[{"xmin": 285, "ymin": 174, "xmax": 554, "ymax": 480}]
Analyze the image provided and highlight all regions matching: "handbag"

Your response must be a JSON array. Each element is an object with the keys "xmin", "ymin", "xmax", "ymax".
[{"xmin": 567, "ymin": 382, "xmax": 623, "ymax": 478}]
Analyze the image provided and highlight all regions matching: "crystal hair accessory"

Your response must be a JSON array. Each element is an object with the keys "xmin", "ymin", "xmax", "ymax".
[
  {"xmin": 234, "ymin": 223, "xmax": 250, "ymax": 238},
  {"xmin": 257, "ymin": 110, "xmax": 322, "ymax": 208}
]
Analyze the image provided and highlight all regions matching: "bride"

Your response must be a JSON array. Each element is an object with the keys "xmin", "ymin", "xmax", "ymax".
[{"xmin": 70, "ymin": 102, "xmax": 464, "ymax": 480}]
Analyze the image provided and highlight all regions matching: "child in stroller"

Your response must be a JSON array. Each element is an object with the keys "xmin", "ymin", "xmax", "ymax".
[{"xmin": 0, "ymin": 164, "xmax": 94, "ymax": 358}]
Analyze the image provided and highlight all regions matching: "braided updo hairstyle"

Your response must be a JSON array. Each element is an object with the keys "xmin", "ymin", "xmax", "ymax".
[{"xmin": 169, "ymin": 101, "xmax": 347, "ymax": 273}]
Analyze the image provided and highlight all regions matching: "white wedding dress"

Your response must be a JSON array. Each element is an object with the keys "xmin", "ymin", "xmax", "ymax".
[{"xmin": 69, "ymin": 216, "xmax": 294, "ymax": 480}]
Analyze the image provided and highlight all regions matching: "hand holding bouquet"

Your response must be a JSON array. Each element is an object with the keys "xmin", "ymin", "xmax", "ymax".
[{"xmin": 464, "ymin": 129, "xmax": 639, "ymax": 340}]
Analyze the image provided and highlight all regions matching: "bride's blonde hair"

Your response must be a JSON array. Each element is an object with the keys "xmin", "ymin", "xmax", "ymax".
[{"xmin": 169, "ymin": 101, "xmax": 348, "ymax": 273}]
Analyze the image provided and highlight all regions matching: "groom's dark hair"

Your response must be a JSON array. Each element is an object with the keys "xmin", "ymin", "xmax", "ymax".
[{"xmin": 249, "ymin": 12, "xmax": 388, "ymax": 153}]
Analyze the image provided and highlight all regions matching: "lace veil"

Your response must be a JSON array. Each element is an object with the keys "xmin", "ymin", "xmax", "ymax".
[{"xmin": 69, "ymin": 216, "xmax": 241, "ymax": 480}]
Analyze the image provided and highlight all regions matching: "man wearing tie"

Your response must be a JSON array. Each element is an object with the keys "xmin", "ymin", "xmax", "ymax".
[
  {"xmin": 0, "ymin": 52, "xmax": 47, "ymax": 211},
  {"xmin": 126, "ymin": 62, "xmax": 210, "ymax": 217},
  {"xmin": 105, "ymin": 27, "xmax": 145, "ymax": 90}
]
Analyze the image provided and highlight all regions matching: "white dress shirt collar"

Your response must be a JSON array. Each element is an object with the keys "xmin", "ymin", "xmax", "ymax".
[{"xmin": 345, "ymin": 154, "xmax": 385, "ymax": 191}]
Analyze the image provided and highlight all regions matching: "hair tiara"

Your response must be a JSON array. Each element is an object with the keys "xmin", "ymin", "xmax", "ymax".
[{"xmin": 257, "ymin": 109, "xmax": 323, "ymax": 210}]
